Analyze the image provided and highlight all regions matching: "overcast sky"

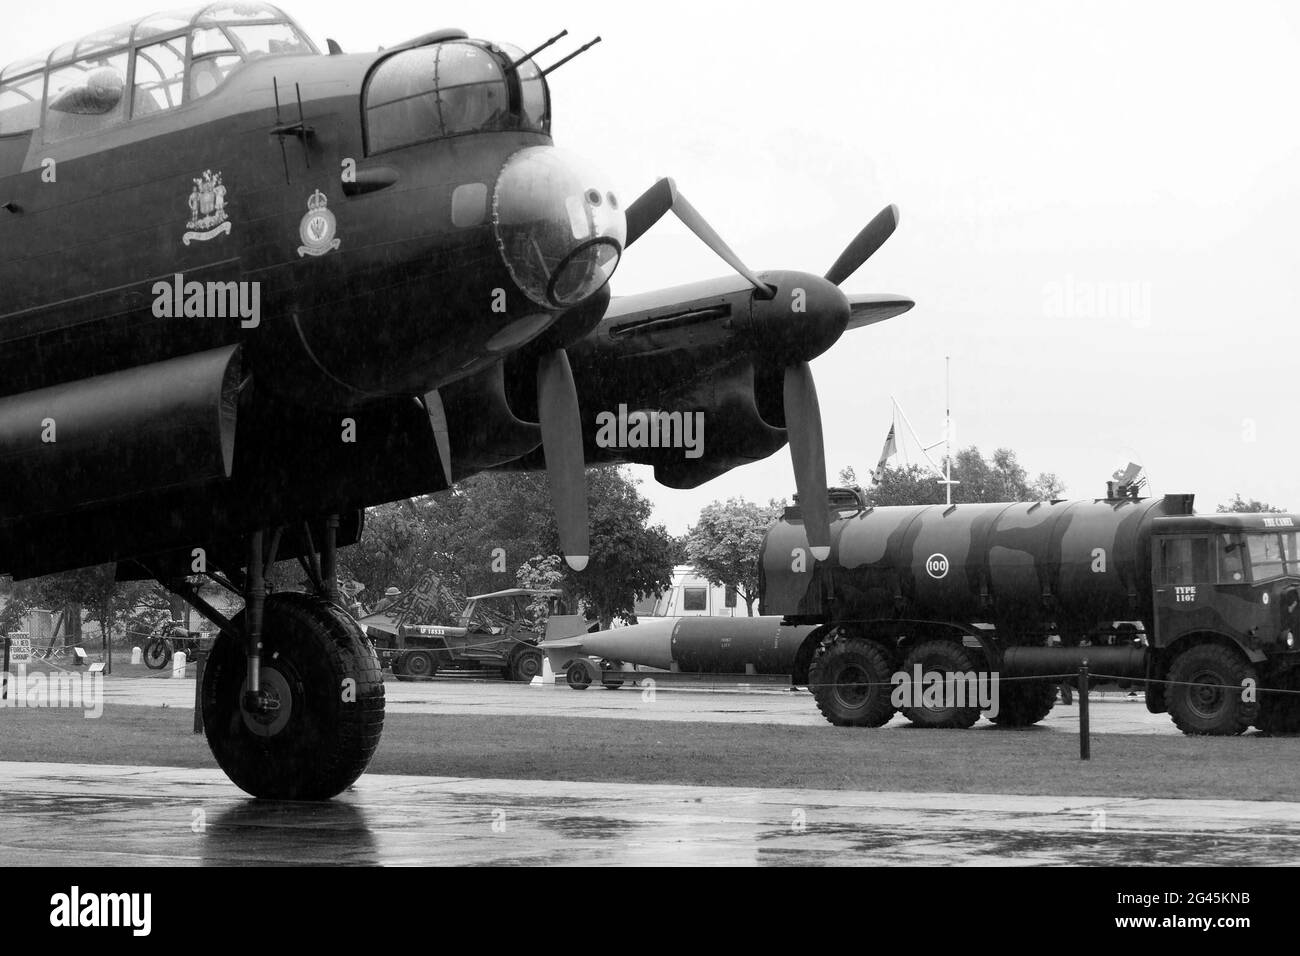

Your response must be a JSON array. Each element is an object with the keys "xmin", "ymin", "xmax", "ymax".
[{"xmin": 7, "ymin": 1, "xmax": 1299, "ymax": 534}]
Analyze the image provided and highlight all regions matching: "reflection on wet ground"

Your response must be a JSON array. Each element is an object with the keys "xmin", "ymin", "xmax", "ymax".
[{"xmin": 1, "ymin": 762, "xmax": 1296, "ymax": 865}]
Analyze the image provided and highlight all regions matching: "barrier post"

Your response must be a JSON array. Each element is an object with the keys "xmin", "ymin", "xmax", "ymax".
[
  {"xmin": 193, "ymin": 646, "xmax": 207, "ymax": 734},
  {"xmin": 1078, "ymin": 660, "xmax": 1091, "ymax": 760},
  {"xmin": 1, "ymin": 636, "xmax": 8, "ymax": 701}
]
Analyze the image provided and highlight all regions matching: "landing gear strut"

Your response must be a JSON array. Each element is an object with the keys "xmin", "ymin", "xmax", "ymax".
[{"xmin": 162, "ymin": 519, "xmax": 385, "ymax": 800}]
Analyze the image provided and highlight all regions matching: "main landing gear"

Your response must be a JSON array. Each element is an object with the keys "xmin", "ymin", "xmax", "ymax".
[{"xmin": 156, "ymin": 519, "xmax": 385, "ymax": 800}]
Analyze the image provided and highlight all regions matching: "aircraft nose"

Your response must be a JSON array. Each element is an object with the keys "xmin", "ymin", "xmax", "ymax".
[{"xmin": 492, "ymin": 146, "xmax": 626, "ymax": 309}]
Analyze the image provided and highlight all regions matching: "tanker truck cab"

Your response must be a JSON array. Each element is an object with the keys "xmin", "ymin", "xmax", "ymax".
[{"xmin": 1151, "ymin": 515, "xmax": 1300, "ymax": 656}]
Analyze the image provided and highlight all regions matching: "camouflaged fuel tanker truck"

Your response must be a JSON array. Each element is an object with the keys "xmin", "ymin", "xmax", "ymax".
[{"xmin": 759, "ymin": 487, "xmax": 1300, "ymax": 735}]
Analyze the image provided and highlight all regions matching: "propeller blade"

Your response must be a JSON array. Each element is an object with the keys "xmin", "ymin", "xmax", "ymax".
[
  {"xmin": 824, "ymin": 203, "xmax": 899, "ymax": 287},
  {"xmin": 624, "ymin": 178, "xmax": 674, "ymax": 248},
  {"xmin": 783, "ymin": 361, "xmax": 831, "ymax": 561},
  {"xmin": 669, "ymin": 190, "xmax": 774, "ymax": 298},
  {"xmin": 422, "ymin": 390, "xmax": 453, "ymax": 487},
  {"xmin": 845, "ymin": 292, "xmax": 915, "ymax": 330},
  {"xmin": 623, "ymin": 177, "xmax": 774, "ymax": 297},
  {"xmin": 537, "ymin": 349, "xmax": 590, "ymax": 571}
]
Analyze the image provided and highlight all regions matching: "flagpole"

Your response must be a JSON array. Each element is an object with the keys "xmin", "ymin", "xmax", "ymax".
[
  {"xmin": 937, "ymin": 355, "xmax": 959, "ymax": 505},
  {"xmin": 945, "ymin": 356, "xmax": 952, "ymax": 505}
]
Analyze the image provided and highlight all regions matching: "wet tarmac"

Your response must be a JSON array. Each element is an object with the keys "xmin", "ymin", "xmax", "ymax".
[
  {"xmin": 99, "ymin": 673, "xmax": 1180, "ymax": 734},
  {"xmin": 1, "ymin": 761, "xmax": 1295, "ymax": 865}
]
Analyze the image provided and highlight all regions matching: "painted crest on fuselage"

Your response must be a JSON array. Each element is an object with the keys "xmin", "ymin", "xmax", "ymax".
[
  {"xmin": 182, "ymin": 169, "xmax": 231, "ymax": 245},
  {"xmin": 297, "ymin": 189, "xmax": 340, "ymax": 258}
]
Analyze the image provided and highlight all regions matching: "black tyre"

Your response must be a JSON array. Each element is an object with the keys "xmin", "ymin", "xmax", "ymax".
[
  {"xmin": 143, "ymin": 637, "xmax": 172, "ymax": 670},
  {"xmin": 400, "ymin": 650, "xmax": 437, "ymax": 681},
  {"xmin": 899, "ymin": 640, "xmax": 982, "ymax": 729},
  {"xmin": 1256, "ymin": 670, "xmax": 1300, "ymax": 735},
  {"xmin": 988, "ymin": 678, "xmax": 1057, "ymax": 727},
  {"xmin": 1166, "ymin": 643, "xmax": 1258, "ymax": 736},
  {"xmin": 507, "ymin": 646, "xmax": 544, "ymax": 683},
  {"xmin": 808, "ymin": 635, "xmax": 896, "ymax": 727},
  {"xmin": 201, "ymin": 593, "xmax": 385, "ymax": 800},
  {"xmin": 567, "ymin": 662, "xmax": 592, "ymax": 690}
]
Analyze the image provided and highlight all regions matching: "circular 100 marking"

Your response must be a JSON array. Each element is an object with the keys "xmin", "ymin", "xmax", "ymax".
[{"xmin": 925, "ymin": 553, "xmax": 949, "ymax": 579}]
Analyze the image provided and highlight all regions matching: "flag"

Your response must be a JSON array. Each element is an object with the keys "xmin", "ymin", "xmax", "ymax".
[{"xmin": 873, "ymin": 424, "xmax": 897, "ymax": 479}]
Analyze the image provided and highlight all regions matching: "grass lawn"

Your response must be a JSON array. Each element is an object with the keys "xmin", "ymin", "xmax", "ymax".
[{"xmin": 2, "ymin": 704, "xmax": 1297, "ymax": 801}]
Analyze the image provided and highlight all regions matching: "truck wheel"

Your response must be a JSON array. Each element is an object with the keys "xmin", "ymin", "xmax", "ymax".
[
  {"xmin": 1167, "ymin": 643, "xmax": 1258, "ymax": 736},
  {"xmin": 988, "ymin": 679, "xmax": 1057, "ymax": 727},
  {"xmin": 567, "ymin": 662, "xmax": 592, "ymax": 690},
  {"xmin": 808, "ymin": 636, "xmax": 895, "ymax": 727},
  {"xmin": 899, "ymin": 640, "xmax": 982, "ymax": 729},
  {"xmin": 200, "ymin": 593, "xmax": 385, "ymax": 800},
  {"xmin": 1256, "ymin": 671, "xmax": 1300, "ymax": 735},
  {"xmin": 401, "ymin": 650, "xmax": 437, "ymax": 681},
  {"xmin": 507, "ymin": 647, "xmax": 544, "ymax": 682}
]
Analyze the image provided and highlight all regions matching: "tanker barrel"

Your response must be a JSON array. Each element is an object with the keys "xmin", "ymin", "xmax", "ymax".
[{"xmin": 1001, "ymin": 645, "xmax": 1147, "ymax": 680}]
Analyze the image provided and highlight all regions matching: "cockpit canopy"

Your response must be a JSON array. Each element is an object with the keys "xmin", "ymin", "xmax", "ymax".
[
  {"xmin": 0, "ymin": 2, "xmax": 316, "ymax": 140},
  {"xmin": 364, "ymin": 40, "xmax": 550, "ymax": 154}
]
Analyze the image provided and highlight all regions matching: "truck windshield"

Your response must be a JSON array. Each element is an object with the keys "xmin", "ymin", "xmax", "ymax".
[{"xmin": 1247, "ymin": 532, "xmax": 1289, "ymax": 581}]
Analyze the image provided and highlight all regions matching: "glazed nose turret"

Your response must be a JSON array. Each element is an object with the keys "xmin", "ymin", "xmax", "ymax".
[{"xmin": 492, "ymin": 146, "xmax": 626, "ymax": 309}]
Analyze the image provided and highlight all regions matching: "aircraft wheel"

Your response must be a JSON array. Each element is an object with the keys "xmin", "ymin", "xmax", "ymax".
[
  {"xmin": 401, "ymin": 650, "xmax": 437, "ymax": 681},
  {"xmin": 899, "ymin": 640, "xmax": 982, "ymax": 729},
  {"xmin": 1167, "ymin": 643, "xmax": 1257, "ymax": 736},
  {"xmin": 201, "ymin": 593, "xmax": 385, "ymax": 800},
  {"xmin": 808, "ymin": 635, "xmax": 895, "ymax": 727},
  {"xmin": 987, "ymin": 679, "xmax": 1057, "ymax": 727},
  {"xmin": 507, "ymin": 646, "xmax": 544, "ymax": 682},
  {"xmin": 567, "ymin": 662, "xmax": 592, "ymax": 690},
  {"xmin": 143, "ymin": 637, "xmax": 172, "ymax": 670}
]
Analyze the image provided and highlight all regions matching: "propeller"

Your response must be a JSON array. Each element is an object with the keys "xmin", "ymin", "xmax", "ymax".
[
  {"xmin": 622, "ymin": 180, "xmax": 905, "ymax": 562},
  {"xmin": 824, "ymin": 203, "xmax": 899, "ymax": 286},
  {"xmin": 624, "ymin": 177, "xmax": 774, "ymax": 298},
  {"xmin": 783, "ymin": 362, "xmax": 831, "ymax": 561},
  {"xmin": 422, "ymin": 390, "xmax": 453, "ymax": 487},
  {"xmin": 537, "ymin": 349, "xmax": 590, "ymax": 571}
]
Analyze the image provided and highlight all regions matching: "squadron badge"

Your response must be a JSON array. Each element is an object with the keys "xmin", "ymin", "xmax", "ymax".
[
  {"xmin": 297, "ymin": 189, "xmax": 340, "ymax": 257},
  {"xmin": 182, "ymin": 169, "xmax": 231, "ymax": 245}
]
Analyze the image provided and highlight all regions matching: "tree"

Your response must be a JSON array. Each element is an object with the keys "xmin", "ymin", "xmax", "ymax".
[
  {"xmin": 0, "ymin": 566, "xmax": 165, "ymax": 650},
  {"xmin": 339, "ymin": 466, "xmax": 675, "ymax": 630},
  {"xmin": 559, "ymin": 468, "xmax": 676, "ymax": 629},
  {"xmin": 1218, "ymin": 494, "xmax": 1285, "ymax": 514},
  {"xmin": 867, "ymin": 463, "xmax": 945, "ymax": 507},
  {"xmin": 848, "ymin": 446, "xmax": 1065, "ymax": 506},
  {"xmin": 685, "ymin": 497, "xmax": 786, "ymax": 615}
]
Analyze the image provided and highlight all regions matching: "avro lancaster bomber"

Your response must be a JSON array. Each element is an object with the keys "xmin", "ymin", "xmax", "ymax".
[{"xmin": 0, "ymin": 3, "xmax": 912, "ymax": 798}]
